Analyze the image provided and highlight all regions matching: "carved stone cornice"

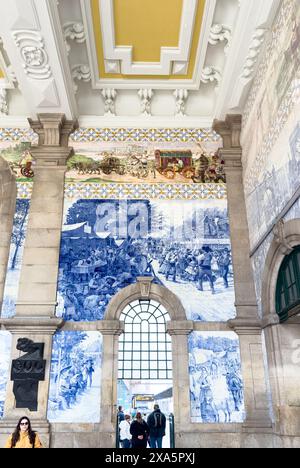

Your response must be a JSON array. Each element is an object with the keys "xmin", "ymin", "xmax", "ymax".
[
  {"xmin": 228, "ymin": 317, "xmax": 262, "ymax": 334},
  {"xmin": 213, "ymin": 114, "xmax": 242, "ymax": 150},
  {"xmin": 0, "ymin": 317, "xmax": 64, "ymax": 334},
  {"xmin": 167, "ymin": 321, "xmax": 194, "ymax": 336},
  {"xmin": 97, "ymin": 320, "xmax": 124, "ymax": 336}
]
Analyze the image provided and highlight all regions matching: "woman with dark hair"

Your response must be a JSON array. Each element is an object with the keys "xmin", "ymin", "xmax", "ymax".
[
  {"xmin": 4, "ymin": 417, "xmax": 43, "ymax": 448},
  {"xmin": 130, "ymin": 412, "xmax": 150, "ymax": 448}
]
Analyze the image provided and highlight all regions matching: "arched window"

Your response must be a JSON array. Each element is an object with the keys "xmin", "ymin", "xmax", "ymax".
[
  {"xmin": 276, "ymin": 246, "xmax": 300, "ymax": 322},
  {"xmin": 118, "ymin": 299, "xmax": 172, "ymax": 380}
]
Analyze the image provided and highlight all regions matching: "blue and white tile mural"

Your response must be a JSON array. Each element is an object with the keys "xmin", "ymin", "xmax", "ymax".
[
  {"xmin": 56, "ymin": 198, "xmax": 235, "ymax": 322},
  {"xmin": 0, "ymin": 332, "xmax": 12, "ymax": 419},
  {"xmin": 47, "ymin": 331, "xmax": 102, "ymax": 423},
  {"xmin": 246, "ymin": 120, "xmax": 300, "ymax": 248},
  {"xmin": 1, "ymin": 199, "xmax": 30, "ymax": 318},
  {"xmin": 189, "ymin": 332, "xmax": 245, "ymax": 423}
]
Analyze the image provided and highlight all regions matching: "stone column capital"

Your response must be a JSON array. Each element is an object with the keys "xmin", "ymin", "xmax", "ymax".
[
  {"xmin": 28, "ymin": 113, "xmax": 78, "ymax": 167},
  {"xmin": 213, "ymin": 114, "xmax": 242, "ymax": 150},
  {"xmin": 97, "ymin": 320, "xmax": 125, "ymax": 336},
  {"xmin": 167, "ymin": 320, "xmax": 194, "ymax": 336},
  {"xmin": 0, "ymin": 317, "xmax": 64, "ymax": 334},
  {"xmin": 228, "ymin": 317, "xmax": 262, "ymax": 335}
]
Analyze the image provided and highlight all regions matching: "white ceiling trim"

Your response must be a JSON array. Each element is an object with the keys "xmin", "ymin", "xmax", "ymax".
[
  {"xmin": 81, "ymin": 0, "xmax": 217, "ymax": 90},
  {"xmin": 78, "ymin": 115, "xmax": 214, "ymax": 129},
  {"xmin": 214, "ymin": 0, "xmax": 281, "ymax": 119}
]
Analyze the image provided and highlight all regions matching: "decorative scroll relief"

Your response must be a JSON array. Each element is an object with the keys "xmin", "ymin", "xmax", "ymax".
[
  {"xmin": 12, "ymin": 30, "xmax": 52, "ymax": 80},
  {"xmin": 99, "ymin": 0, "xmax": 197, "ymax": 75}
]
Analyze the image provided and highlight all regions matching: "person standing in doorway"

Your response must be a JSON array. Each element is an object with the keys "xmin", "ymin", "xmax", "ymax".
[
  {"xmin": 117, "ymin": 405, "xmax": 125, "ymax": 422},
  {"xmin": 147, "ymin": 404, "xmax": 166, "ymax": 449},
  {"xmin": 130, "ymin": 412, "xmax": 150, "ymax": 448},
  {"xmin": 119, "ymin": 414, "xmax": 132, "ymax": 448},
  {"xmin": 4, "ymin": 417, "xmax": 43, "ymax": 448}
]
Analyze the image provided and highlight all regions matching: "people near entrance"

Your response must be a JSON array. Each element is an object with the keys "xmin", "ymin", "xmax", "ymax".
[
  {"xmin": 117, "ymin": 405, "xmax": 125, "ymax": 423},
  {"xmin": 130, "ymin": 412, "xmax": 150, "ymax": 448},
  {"xmin": 4, "ymin": 417, "xmax": 43, "ymax": 449},
  {"xmin": 119, "ymin": 414, "xmax": 132, "ymax": 448},
  {"xmin": 147, "ymin": 404, "xmax": 166, "ymax": 449}
]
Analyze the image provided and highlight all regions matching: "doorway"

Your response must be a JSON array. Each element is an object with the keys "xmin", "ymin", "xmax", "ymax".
[{"xmin": 117, "ymin": 299, "xmax": 173, "ymax": 448}]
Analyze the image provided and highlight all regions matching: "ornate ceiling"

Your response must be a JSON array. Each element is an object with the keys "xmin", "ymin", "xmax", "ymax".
[{"xmin": 0, "ymin": 0, "xmax": 281, "ymax": 127}]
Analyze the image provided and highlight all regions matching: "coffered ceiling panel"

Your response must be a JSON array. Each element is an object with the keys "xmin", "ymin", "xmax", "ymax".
[{"xmin": 82, "ymin": 0, "xmax": 212, "ymax": 88}]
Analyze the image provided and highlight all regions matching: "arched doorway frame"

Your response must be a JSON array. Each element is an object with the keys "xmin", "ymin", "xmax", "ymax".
[
  {"xmin": 99, "ymin": 277, "xmax": 192, "ymax": 440},
  {"xmin": 261, "ymin": 219, "xmax": 300, "ymax": 427}
]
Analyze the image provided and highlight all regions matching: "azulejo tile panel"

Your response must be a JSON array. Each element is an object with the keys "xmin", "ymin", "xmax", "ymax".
[
  {"xmin": 57, "ymin": 197, "xmax": 235, "ymax": 323},
  {"xmin": 189, "ymin": 332, "xmax": 245, "ymax": 424},
  {"xmin": 47, "ymin": 331, "xmax": 102, "ymax": 423},
  {"xmin": 1, "ymin": 198, "xmax": 31, "ymax": 318}
]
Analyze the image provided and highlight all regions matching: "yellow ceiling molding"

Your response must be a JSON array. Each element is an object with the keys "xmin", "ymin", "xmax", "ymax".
[
  {"xmin": 0, "ymin": 69, "xmax": 4, "ymax": 79},
  {"xmin": 114, "ymin": 0, "xmax": 183, "ymax": 63},
  {"xmin": 91, "ymin": 0, "xmax": 206, "ymax": 80}
]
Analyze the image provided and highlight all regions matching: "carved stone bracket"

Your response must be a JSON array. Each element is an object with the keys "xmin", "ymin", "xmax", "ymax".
[
  {"xmin": 174, "ymin": 89, "xmax": 188, "ymax": 117},
  {"xmin": 272, "ymin": 218, "xmax": 294, "ymax": 256},
  {"xmin": 209, "ymin": 24, "xmax": 232, "ymax": 54},
  {"xmin": 201, "ymin": 66, "xmax": 222, "ymax": 87},
  {"xmin": 101, "ymin": 88, "xmax": 117, "ymax": 116},
  {"xmin": 0, "ymin": 88, "xmax": 8, "ymax": 115},
  {"xmin": 138, "ymin": 89, "xmax": 153, "ymax": 116}
]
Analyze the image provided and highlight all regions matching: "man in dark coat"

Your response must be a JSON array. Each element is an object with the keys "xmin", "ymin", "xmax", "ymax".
[{"xmin": 147, "ymin": 404, "xmax": 166, "ymax": 448}]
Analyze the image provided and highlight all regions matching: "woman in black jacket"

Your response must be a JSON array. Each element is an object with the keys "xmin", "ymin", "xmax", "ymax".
[{"xmin": 130, "ymin": 412, "xmax": 150, "ymax": 448}]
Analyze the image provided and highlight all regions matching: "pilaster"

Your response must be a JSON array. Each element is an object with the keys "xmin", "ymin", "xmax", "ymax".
[
  {"xmin": 213, "ymin": 115, "xmax": 271, "ymax": 429},
  {"xmin": 0, "ymin": 114, "xmax": 77, "ymax": 447},
  {"xmin": 167, "ymin": 321, "xmax": 193, "ymax": 433},
  {"xmin": 97, "ymin": 320, "xmax": 124, "ymax": 438},
  {"xmin": 16, "ymin": 114, "xmax": 78, "ymax": 318}
]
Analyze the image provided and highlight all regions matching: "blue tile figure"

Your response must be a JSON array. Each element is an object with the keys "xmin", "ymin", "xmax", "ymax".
[
  {"xmin": 0, "ymin": 332, "xmax": 12, "ymax": 419},
  {"xmin": 57, "ymin": 198, "xmax": 235, "ymax": 322},
  {"xmin": 47, "ymin": 331, "xmax": 102, "ymax": 423},
  {"xmin": 1, "ymin": 199, "xmax": 30, "ymax": 318},
  {"xmin": 189, "ymin": 332, "xmax": 245, "ymax": 423}
]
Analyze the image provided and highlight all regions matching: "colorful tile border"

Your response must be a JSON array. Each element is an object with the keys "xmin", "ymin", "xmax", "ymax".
[
  {"xmin": 16, "ymin": 181, "xmax": 226, "ymax": 200},
  {"xmin": 0, "ymin": 127, "xmax": 220, "ymax": 143},
  {"xmin": 70, "ymin": 128, "xmax": 221, "ymax": 143},
  {"xmin": 16, "ymin": 182, "xmax": 33, "ymax": 198},
  {"xmin": 0, "ymin": 129, "xmax": 37, "ymax": 142},
  {"xmin": 63, "ymin": 182, "xmax": 227, "ymax": 200}
]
